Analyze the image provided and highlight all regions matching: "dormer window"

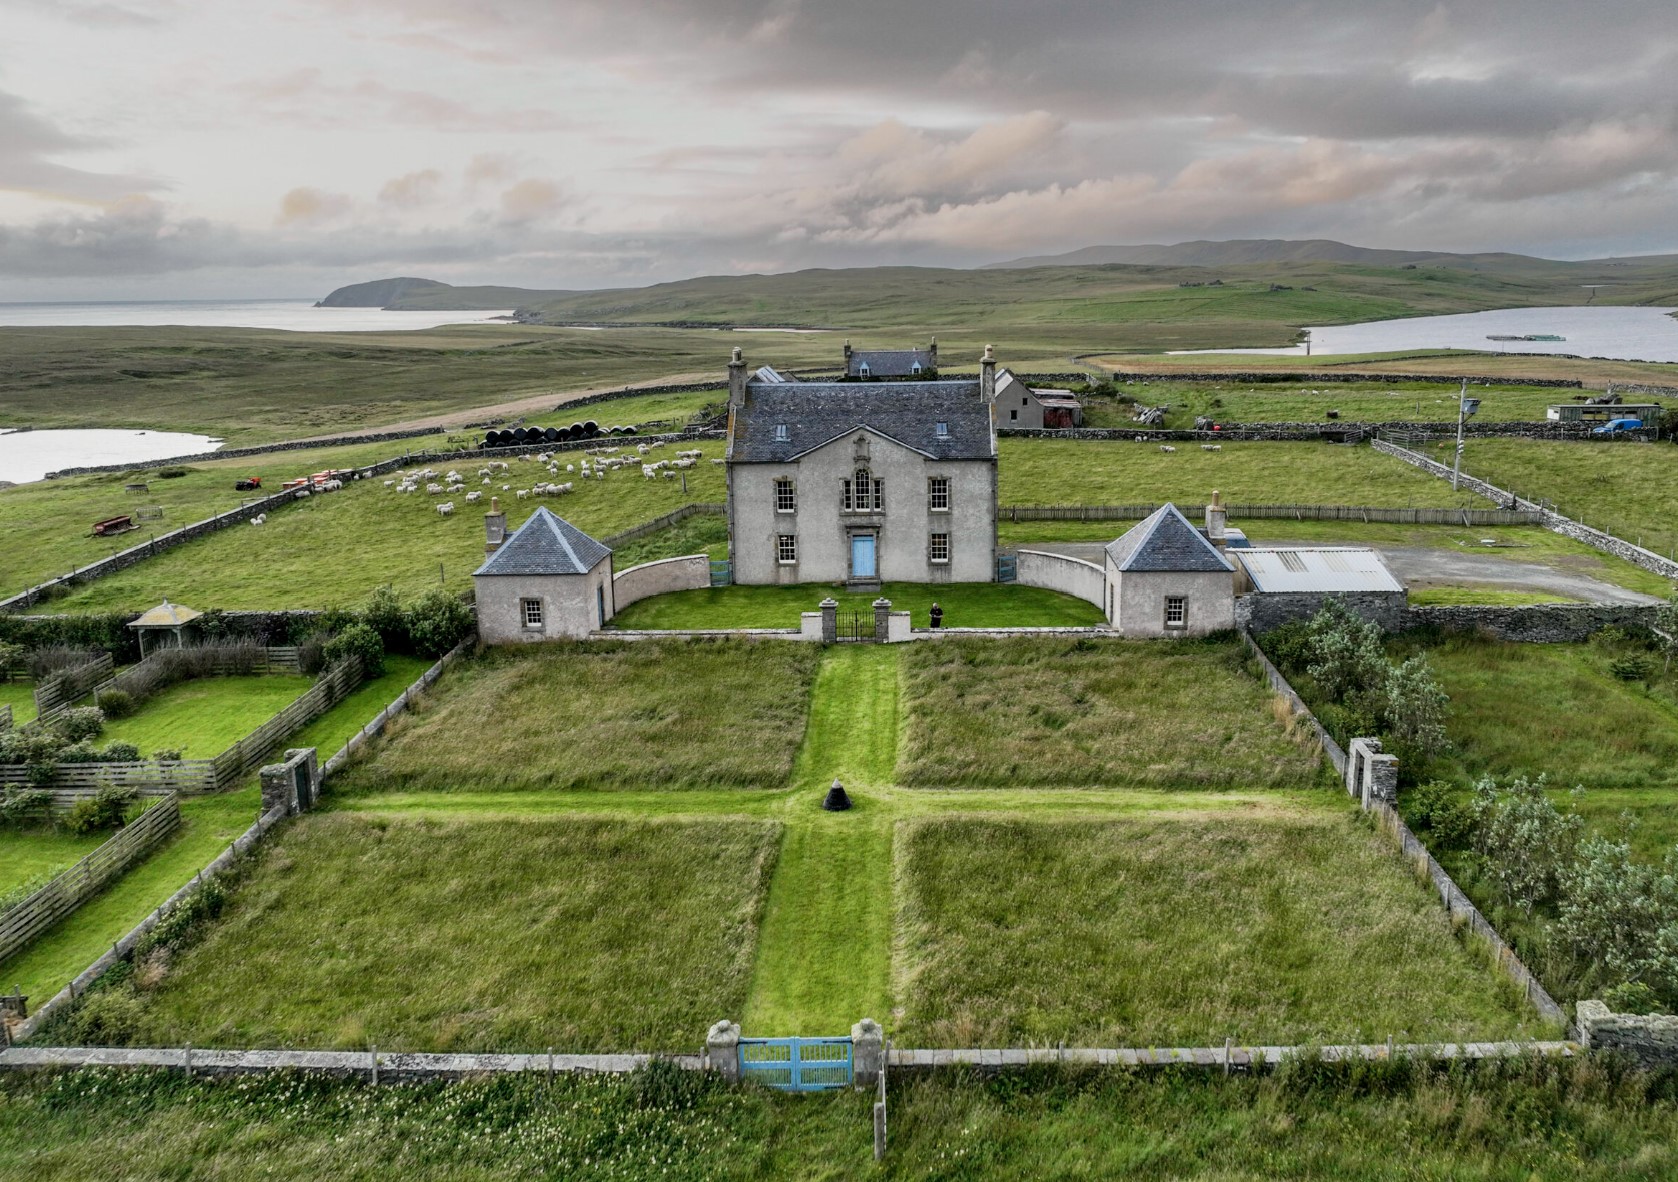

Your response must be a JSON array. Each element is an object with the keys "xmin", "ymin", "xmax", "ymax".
[
  {"xmin": 774, "ymin": 423, "xmax": 789, "ymax": 442},
  {"xmin": 911, "ymin": 362, "xmax": 922, "ymax": 375},
  {"xmin": 935, "ymin": 421, "xmax": 949, "ymax": 437},
  {"xmin": 858, "ymin": 361, "xmax": 871, "ymax": 377}
]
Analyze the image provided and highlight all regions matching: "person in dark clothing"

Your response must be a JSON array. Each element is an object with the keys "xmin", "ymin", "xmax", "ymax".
[{"xmin": 929, "ymin": 602, "xmax": 943, "ymax": 629}]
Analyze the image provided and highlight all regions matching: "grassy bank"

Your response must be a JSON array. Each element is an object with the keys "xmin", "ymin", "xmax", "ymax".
[
  {"xmin": 99, "ymin": 674, "xmax": 313, "ymax": 758},
  {"xmin": 609, "ymin": 581, "xmax": 1104, "ymax": 630},
  {"xmin": 894, "ymin": 812, "xmax": 1540, "ymax": 1048},
  {"xmin": 897, "ymin": 636, "xmax": 1322, "ymax": 788},
  {"xmin": 333, "ymin": 641, "xmax": 822, "ymax": 793},
  {"xmin": 77, "ymin": 814, "xmax": 781, "ymax": 1053},
  {"xmin": 8, "ymin": 1058, "xmax": 1678, "ymax": 1180}
]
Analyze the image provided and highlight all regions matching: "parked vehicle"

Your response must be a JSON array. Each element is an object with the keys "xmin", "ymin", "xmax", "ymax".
[
  {"xmin": 234, "ymin": 477, "xmax": 263, "ymax": 491},
  {"xmin": 1592, "ymin": 418, "xmax": 1644, "ymax": 434}
]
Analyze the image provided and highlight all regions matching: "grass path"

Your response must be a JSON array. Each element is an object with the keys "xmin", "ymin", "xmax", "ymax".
[{"xmin": 743, "ymin": 647, "xmax": 899, "ymax": 1034}]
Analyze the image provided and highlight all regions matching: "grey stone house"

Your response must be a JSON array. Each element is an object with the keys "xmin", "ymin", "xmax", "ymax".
[
  {"xmin": 725, "ymin": 347, "xmax": 998, "ymax": 587},
  {"xmin": 843, "ymin": 339, "xmax": 938, "ymax": 379},
  {"xmin": 1103, "ymin": 503, "xmax": 1235, "ymax": 636},
  {"xmin": 473, "ymin": 506, "xmax": 615, "ymax": 643},
  {"xmin": 994, "ymin": 370, "xmax": 1083, "ymax": 429}
]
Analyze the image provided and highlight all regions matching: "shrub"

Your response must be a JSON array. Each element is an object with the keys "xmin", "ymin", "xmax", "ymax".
[
  {"xmin": 62, "ymin": 983, "xmax": 147, "ymax": 1045},
  {"xmin": 64, "ymin": 787, "xmax": 137, "ymax": 835},
  {"xmin": 53, "ymin": 706, "xmax": 106, "ymax": 743},
  {"xmin": 152, "ymin": 748, "xmax": 183, "ymax": 762},
  {"xmin": 101, "ymin": 741, "xmax": 141, "ymax": 762},
  {"xmin": 1609, "ymin": 654, "xmax": 1653, "ymax": 683},
  {"xmin": 96, "ymin": 688, "xmax": 137, "ymax": 719},
  {"xmin": 296, "ymin": 631, "xmax": 329, "ymax": 677},
  {"xmin": 323, "ymin": 622, "xmax": 384, "ymax": 677},
  {"xmin": 1259, "ymin": 619, "xmax": 1314, "ymax": 673},
  {"xmin": 1557, "ymin": 836, "xmax": 1678, "ymax": 1008},
  {"xmin": 137, "ymin": 875, "xmax": 227, "ymax": 958},
  {"xmin": 28, "ymin": 644, "xmax": 103, "ymax": 682},
  {"xmin": 362, "ymin": 585, "xmax": 410, "ymax": 651},
  {"xmin": 0, "ymin": 640, "xmax": 25, "ymax": 679},
  {"xmin": 55, "ymin": 741, "xmax": 103, "ymax": 764},
  {"xmin": 1469, "ymin": 774, "xmax": 1583, "ymax": 916},
  {"xmin": 405, "ymin": 588, "xmax": 475, "ymax": 658},
  {"xmin": 155, "ymin": 466, "xmax": 189, "ymax": 479},
  {"xmin": 1305, "ymin": 600, "xmax": 1388, "ymax": 704},
  {"xmin": 1379, "ymin": 653, "xmax": 1450, "ymax": 764},
  {"xmin": 1602, "ymin": 980, "xmax": 1664, "ymax": 1015},
  {"xmin": 0, "ymin": 789, "xmax": 50, "ymax": 829},
  {"xmin": 1403, "ymin": 780, "xmax": 1474, "ymax": 850}
]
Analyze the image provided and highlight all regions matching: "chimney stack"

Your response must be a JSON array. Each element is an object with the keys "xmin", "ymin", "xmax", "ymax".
[
  {"xmin": 928, "ymin": 336, "xmax": 938, "ymax": 369},
  {"xmin": 1205, "ymin": 489, "xmax": 1227, "ymax": 547},
  {"xmin": 979, "ymin": 344, "xmax": 996, "ymax": 404},
  {"xmin": 727, "ymin": 346, "xmax": 748, "ymax": 411},
  {"xmin": 485, "ymin": 495, "xmax": 506, "ymax": 554}
]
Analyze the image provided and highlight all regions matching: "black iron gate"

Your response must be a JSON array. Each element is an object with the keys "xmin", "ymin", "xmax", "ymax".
[{"xmin": 836, "ymin": 608, "xmax": 872, "ymax": 642}]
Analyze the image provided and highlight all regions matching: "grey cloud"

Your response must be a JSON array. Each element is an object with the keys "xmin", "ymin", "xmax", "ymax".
[{"xmin": 0, "ymin": 89, "xmax": 157, "ymax": 200}]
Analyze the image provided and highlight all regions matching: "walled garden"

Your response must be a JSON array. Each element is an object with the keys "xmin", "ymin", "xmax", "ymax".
[{"xmin": 609, "ymin": 581, "xmax": 1104, "ymax": 630}]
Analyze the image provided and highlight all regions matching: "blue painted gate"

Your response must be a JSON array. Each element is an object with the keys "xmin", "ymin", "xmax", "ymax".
[
  {"xmin": 996, "ymin": 554, "xmax": 1017, "ymax": 582},
  {"xmin": 738, "ymin": 1037, "xmax": 853, "ymax": 1091},
  {"xmin": 710, "ymin": 559, "xmax": 733, "ymax": 587}
]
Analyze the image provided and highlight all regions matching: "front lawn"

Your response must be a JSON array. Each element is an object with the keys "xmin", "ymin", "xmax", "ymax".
[
  {"xmin": 334, "ymin": 641, "xmax": 822, "ymax": 793},
  {"xmin": 897, "ymin": 636, "xmax": 1322, "ymax": 788},
  {"xmin": 63, "ymin": 814, "xmax": 782, "ymax": 1053},
  {"xmin": 610, "ymin": 581, "xmax": 1104, "ymax": 630},
  {"xmin": 894, "ymin": 813, "xmax": 1540, "ymax": 1048}
]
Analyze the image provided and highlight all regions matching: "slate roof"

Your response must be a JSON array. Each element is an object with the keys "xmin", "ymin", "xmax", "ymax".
[
  {"xmin": 129, "ymin": 600, "xmax": 202, "ymax": 628},
  {"xmin": 846, "ymin": 348, "xmax": 936, "ymax": 378},
  {"xmin": 474, "ymin": 506, "xmax": 611, "ymax": 577},
  {"xmin": 729, "ymin": 379, "xmax": 994, "ymax": 463},
  {"xmin": 1105, "ymin": 504, "xmax": 1234, "ymax": 573}
]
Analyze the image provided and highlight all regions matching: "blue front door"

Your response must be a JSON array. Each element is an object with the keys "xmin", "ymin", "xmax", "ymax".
[{"xmin": 851, "ymin": 534, "xmax": 876, "ymax": 579}]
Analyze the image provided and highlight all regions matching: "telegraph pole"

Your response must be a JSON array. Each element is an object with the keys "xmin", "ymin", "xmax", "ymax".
[{"xmin": 1451, "ymin": 379, "xmax": 1480, "ymax": 491}]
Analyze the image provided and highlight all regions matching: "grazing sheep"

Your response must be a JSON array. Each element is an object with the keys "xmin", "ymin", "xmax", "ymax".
[
  {"xmin": 1159, "ymin": 445, "xmax": 1177, "ymax": 453},
  {"xmin": 383, "ymin": 479, "xmax": 395, "ymax": 488},
  {"xmin": 516, "ymin": 489, "xmax": 530, "ymax": 500},
  {"xmin": 465, "ymin": 490, "xmax": 482, "ymax": 503},
  {"xmin": 250, "ymin": 513, "xmax": 267, "ymax": 525},
  {"xmin": 1200, "ymin": 444, "xmax": 1222, "ymax": 452},
  {"xmin": 436, "ymin": 502, "xmax": 455, "ymax": 516}
]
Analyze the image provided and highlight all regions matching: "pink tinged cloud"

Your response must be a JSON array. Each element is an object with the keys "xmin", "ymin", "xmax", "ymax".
[{"xmin": 276, "ymin": 187, "xmax": 352, "ymax": 225}]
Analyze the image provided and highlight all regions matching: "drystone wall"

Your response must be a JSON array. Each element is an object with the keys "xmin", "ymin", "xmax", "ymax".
[
  {"xmin": 1237, "ymin": 591, "xmax": 1408, "ymax": 635},
  {"xmin": 42, "ymin": 426, "xmax": 448, "ymax": 480},
  {"xmin": 1000, "ymin": 421, "xmax": 1649, "ymax": 444},
  {"xmin": 1577, "ymin": 1000, "xmax": 1678, "ymax": 1066},
  {"xmin": 1405, "ymin": 603, "xmax": 1659, "ymax": 642},
  {"xmin": 1107, "ymin": 369, "xmax": 1585, "ymax": 388}
]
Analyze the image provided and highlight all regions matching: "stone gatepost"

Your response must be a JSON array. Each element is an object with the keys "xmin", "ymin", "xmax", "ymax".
[
  {"xmin": 706, "ymin": 1019, "xmax": 742, "ymax": 1081},
  {"xmin": 820, "ymin": 598, "xmax": 838, "ymax": 644},
  {"xmin": 873, "ymin": 598, "xmax": 892, "ymax": 642},
  {"xmin": 1345, "ymin": 737, "xmax": 1379, "ymax": 799},
  {"xmin": 259, "ymin": 746, "xmax": 319, "ymax": 816},
  {"xmin": 851, "ymin": 1017, "xmax": 884, "ymax": 1089},
  {"xmin": 1367, "ymin": 754, "xmax": 1399, "ymax": 806}
]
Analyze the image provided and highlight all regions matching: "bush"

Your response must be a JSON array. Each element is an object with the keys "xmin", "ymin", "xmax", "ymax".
[
  {"xmin": 1602, "ymin": 980, "xmax": 1664, "ymax": 1015},
  {"xmin": 155, "ymin": 466, "xmax": 189, "ymax": 479},
  {"xmin": 63, "ymin": 983, "xmax": 147, "ymax": 1045},
  {"xmin": 28, "ymin": 644, "xmax": 103, "ymax": 682},
  {"xmin": 1469, "ymin": 774, "xmax": 1583, "ymax": 916},
  {"xmin": 0, "ymin": 640, "xmax": 25, "ymax": 679},
  {"xmin": 1610, "ymin": 654, "xmax": 1654, "ymax": 683},
  {"xmin": 1259, "ymin": 619, "xmax": 1314, "ymax": 674},
  {"xmin": 296, "ymin": 631, "xmax": 329, "ymax": 677},
  {"xmin": 153, "ymin": 748, "xmax": 183, "ymax": 762},
  {"xmin": 55, "ymin": 741, "xmax": 103, "ymax": 764},
  {"xmin": 405, "ymin": 588, "xmax": 475, "ymax": 658},
  {"xmin": 96, "ymin": 688, "xmax": 137, "ymax": 719},
  {"xmin": 323, "ymin": 622, "xmax": 384, "ymax": 677},
  {"xmin": 101, "ymin": 741, "xmax": 141, "ymax": 762},
  {"xmin": 362, "ymin": 585, "xmax": 410, "ymax": 651},
  {"xmin": 1379, "ymin": 653, "xmax": 1450, "ymax": 764},
  {"xmin": 64, "ymin": 787, "xmax": 137, "ymax": 835},
  {"xmin": 1557, "ymin": 836, "xmax": 1678, "ymax": 1009},
  {"xmin": 1403, "ymin": 780, "xmax": 1474, "ymax": 850},
  {"xmin": 137, "ymin": 875, "xmax": 227, "ymax": 958},
  {"xmin": 0, "ymin": 789, "xmax": 51, "ymax": 829},
  {"xmin": 53, "ymin": 706, "xmax": 106, "ymax": 743}
]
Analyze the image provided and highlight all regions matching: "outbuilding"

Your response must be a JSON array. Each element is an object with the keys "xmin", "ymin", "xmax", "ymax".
[
  {"xmin": 128, "ymin": 599, "xmax": 204, "ymax": 657},
  {"xmin": 473, "ymin": 506, "xmax": 615, "ymax": 643},
  {"xmin": 1232, "ymin": 547, "xmax": 1407, "ymax": 632},
  {"xmin": 1102, "ymin": 504, "xmax": 1235, "ymax": 636},
  {"xmin": 994, "ymin": 370, "xmax": 1083, "ymax": 429}
]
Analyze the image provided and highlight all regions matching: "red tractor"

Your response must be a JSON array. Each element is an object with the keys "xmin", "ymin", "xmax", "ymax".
[{"xmin": 234, "ymin": 477, "xmax": 263, "ymax": 491}]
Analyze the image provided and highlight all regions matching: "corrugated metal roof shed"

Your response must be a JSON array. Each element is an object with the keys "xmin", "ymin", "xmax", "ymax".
[{"xmin": 1235, "ymin": 547, "xmax": 1403, "ymax": 593}]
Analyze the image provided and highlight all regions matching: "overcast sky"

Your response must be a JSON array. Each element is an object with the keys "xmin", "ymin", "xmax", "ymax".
[{"xmin": 1, "ymin": 0, "xmax": 1675, "ymax": 299}]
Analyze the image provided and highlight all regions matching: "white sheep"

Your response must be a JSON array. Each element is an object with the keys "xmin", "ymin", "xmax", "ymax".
[
  {"xmin": 436, "ymin": 502, "xmax": 455, "ymax": 516},
  {"xmin": 1159, "ymin": 445, "xmax": 1177, "ymax": 454},
  {"xmin": 250, "ymin": 513, "xmax": 267, "ymax": 525},
  {"xmin": 383, "ymin": 479, "xmax": 395, "ymax": 488},
  {"xmin": 466, "ymin": 490, "xmax": 483, "ymax": 503},
  {"xmin": 516, "ymin": 489, "xmax": 530, "ymax": 500},
  {"xmin": 1201, "ymin": 444, "xmax": 1223, "ymax": 452},
  {"xmin": 426, "ymin": 482, "xmax": 444, "ymax": 494}
]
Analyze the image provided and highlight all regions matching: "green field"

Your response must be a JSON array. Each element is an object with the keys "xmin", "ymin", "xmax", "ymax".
[
  {"xmin": 42, "ymin": 440, "xmax": 728, "ymax": 611},
  {"xmin": 0, "ymin": 679, "xmax": 35, "ymax": 726},
  {"xmin": 895, "ymin": 813, "xmax": 1535, "ymax": 1047},
  {"xmin": 11, "ymin": 1058, "xmax": 1678, "ymax": 1181},
  {"xmin": 1463, "ymin": 440, "xmax": 1678, "ymax": 560},
  {"xmin": 608, "ymin": 511, "xmax": 730, "ymax": 569},
  {"xmin": 610, "ymin": 581, "xmax": 1105, "ymax": 630},
  {"xmin": 997, "ymin": 438, "xmax": 1492, "ymax": 508},
  {"xmin": 526, "ymin": 387, "xmax": 723, "ymax": 433},
  {"xmin": 83, "ymin": 814, "xmax": 780, "ymax": 1052},
  {"xmin": 1080, "ymin": 378, "xmax": 1585, "ymax": 429},
  {"xmin": 334, "ymin": 641, "xmax": 822, "ymax": 794},
  {"xmin": 99, "ymin": 674, "xmax": 313, "ymax": 758},
  {"xmin": 0, "ymin": 826, "xmax": 106, "ymax": 896},
  {"xmin": 897, "ymin": 637, "xmax": 1322, "ymax": 788}
]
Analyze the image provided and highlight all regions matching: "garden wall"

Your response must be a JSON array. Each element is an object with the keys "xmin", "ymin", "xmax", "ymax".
[
  {"xmin": 1404, "ymin": 603, "xmax": 1660, "ymax": 642},
  {"xmin": 1577, "ymin": 1000, "xmax": 1678, "ymax": 1066},
  {"xmin": 612, "ymin": 555, "xmax": 711, "ymax": 611},
  {"xmin": 1236, "ymin": 590, "xmax": 1408, "ymax": 635},
  {"xmin": 1373, "ymin": 438, "xmax": 1678, "ymax": 583},
  {"xmin": 1000, "ymin": 421, "xmax": 1650, "ymax": 443},
  {"xmin": 1002, "ymin": 504, "xmax": 1537, "ymax": 526},
  {"xmin": 1107, "ymin": 369, "xmax": 1585, "ymax": 388},
  {"xmin": 601, "ymin": 503, "xmax": 725, "ymax": 549},
  {"xmin": 1014, "ymin": 549, "xmax": 1105, "ymax": 608}
]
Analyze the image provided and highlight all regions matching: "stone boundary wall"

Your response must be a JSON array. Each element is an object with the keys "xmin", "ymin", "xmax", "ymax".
[
  {"xmin": 42, "ymin": 426, "xmax": 448, "ymax": 480},
  {"xmin": 599, "ymin": 629, "xmax": 803, "ymax": 641},
  {"xmin": 1237, "ymin": 590, "xmax": 1408, "ymax": 635},
  {"xmin": 999, "ymin": 421, "xmax": 1651, "ymax": 443},
  {"xmin": 1108, "ymin": 369, "xmax": 1585, "ymax": 388},
  {"xmin": 1003, "ymin": 504, "xmax": 1535, "ymax": 526},
  {"xmin": 612, "ymin": 555, "xmax": 711, "ymax": 611},
  {"xmin": 1405, "ymin": 603, "xmax": 1660, "ymax": 642},
  {"xmin": 601, "ymin": 503, "xmax": 726, "ymax": 549},
  {"xmin": 0, "ymin": 1039, "xmax": 1577, "ymax": 1078},
  {"xmin": 462, "ymin": 428, "xmax": 726, "ymax": 459},
  {"xmin": 1014, "ymin": 549, "xmax": 1105, "ymax": 608},
  {"xmin": 1576, "ymin": 1000, "xmax": 1678, "ymax": 1066},
  {"xmin": 1241, "ymin": 627, "xmax": 1568, "ymax": 1027},
  {"xmin": 1373, "ymin": 437, "xmax": 1678, "ymax": 583}
]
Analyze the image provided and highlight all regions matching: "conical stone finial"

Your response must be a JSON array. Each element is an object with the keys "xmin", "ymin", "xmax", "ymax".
[{"xmin": 822, "ymin": 778, "xmax": 852, "ymax": 811}]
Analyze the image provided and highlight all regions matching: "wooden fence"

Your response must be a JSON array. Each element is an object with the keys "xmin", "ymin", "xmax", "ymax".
[
  {"xmin": 0, "ymin": 656, "xmax": 363, "ymax": 800},
  {"xmin": 86, "ymin": 645, "xmax": 303, "ymax": 708},
  {"xmin": 602, "ymin": 502, "xmax": 726, "ymax": 549},
  {"xmin": 0, "ymin": 705, "xmax": 10, "ymax": 733},
  {"xmin": 1001, "ymin": 503, "xmax": 1541, "ymax": 526},
  {"xmin": 0, "ymin": 794, "xmax": 181, "ymax": 963},
  {"xmin": 32, "ymin": 653, "xmax": 114, "ymax": 722}
]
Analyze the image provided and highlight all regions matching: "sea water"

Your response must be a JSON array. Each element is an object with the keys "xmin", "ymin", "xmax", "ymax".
[{"xmin": 0, "ymin": 299, "xmax": 515, "ymax": 332}]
